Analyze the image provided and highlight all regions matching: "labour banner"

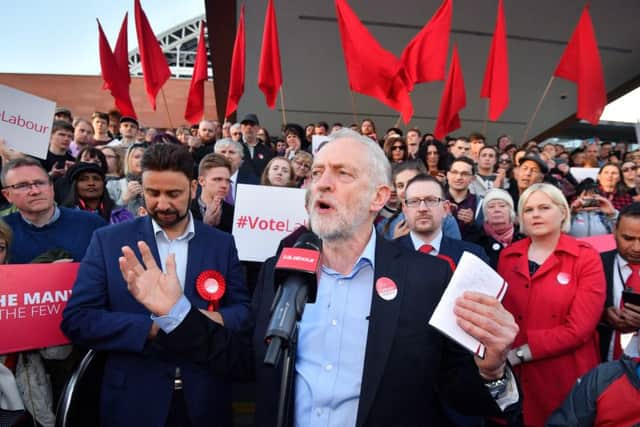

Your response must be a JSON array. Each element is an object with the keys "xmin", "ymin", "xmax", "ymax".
[
  {"xmin": 232, "ymin": 184, "xmax": 308, "ymax": 262},
  {"xmin": 0, "ymin": 263, "xmax": 79, "ymax": 353},
  {"xmin": 0, "ymin": 84, "xmax": 56, "ymax": 160}
]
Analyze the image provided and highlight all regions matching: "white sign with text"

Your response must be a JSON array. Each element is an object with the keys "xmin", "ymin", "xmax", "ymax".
[
  {"xmin": 0, "ymin": 84, "xmax": 55, "ymax": 159},
  {"xmin": 232, "ymin": 184, "xmax": 308, "ymax": 262},
  {"xmin": 570, "ymin": 167, "xmax": 599, "ymax": 183}
]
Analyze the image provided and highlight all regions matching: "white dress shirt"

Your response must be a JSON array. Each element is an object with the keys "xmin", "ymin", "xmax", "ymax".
[
  {"xmin": 409, "ymin": 230, "xmax": 443, "ymax": 255},
  {"xmin": 151, "ymin": 213, "xmax": 196, "ymax": 290}
]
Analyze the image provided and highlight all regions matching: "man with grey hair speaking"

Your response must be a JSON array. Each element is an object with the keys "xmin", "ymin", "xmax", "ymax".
[{"xmin": 120, "ymin": 128, "xmax": 522, "ymax": 426}]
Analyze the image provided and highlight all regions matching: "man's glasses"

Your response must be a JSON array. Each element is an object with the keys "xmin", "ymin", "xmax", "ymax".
[
  {"xmin": 3, "ymin": 180, "xmax": 49, "ymax": 192},
  {"xmin": 622, "ymin": 165, "xmax": 637, "ymax": 173},
  {"xmin": 405, "ymin": 197, "xmax": 443, "ymax": 208}
]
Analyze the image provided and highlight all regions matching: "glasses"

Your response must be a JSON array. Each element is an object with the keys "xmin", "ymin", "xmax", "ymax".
[
  {"xmin": 448, "ymin": 170, "xmax": 473, "ymax": 178},
  {"xmin": 622, "ymin": 166, "xmax": 637, "ymax": 173},
  {"xmin": 392, "ymin": 145, "xmax": 405, "ymax": 151},
  {"xmin": 4, "ymin": 180, "xmax": 50, "ymax": 192},
  {"xmin": 499, "ymin": 159, "xmax": 512, "ymax": 164},
  {"xmin": 405, "ymin": 197, "xmax": 443, "ymax": 209},
  {"xmin": 293, "ymin": 160, "xmax": 311, "ymax": 169},
  {"xmin": 231, "ymin": 132, "xmax": 241, "ymax": 136}
]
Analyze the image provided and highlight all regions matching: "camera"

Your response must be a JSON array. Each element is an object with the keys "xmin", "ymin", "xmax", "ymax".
[{"xmin": 582, "ymin": 198, "xmax": 599, "ymax": 208}]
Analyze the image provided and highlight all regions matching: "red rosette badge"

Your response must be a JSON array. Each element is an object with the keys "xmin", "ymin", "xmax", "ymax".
[{"xmin": 196, "ymin": 270, "xmax": 226, "ymax": 311}]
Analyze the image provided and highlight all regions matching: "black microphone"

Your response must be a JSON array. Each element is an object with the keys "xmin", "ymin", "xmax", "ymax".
[{"xmin": 263, "ymin": 232, "xmax": 322, "ymax": 366}]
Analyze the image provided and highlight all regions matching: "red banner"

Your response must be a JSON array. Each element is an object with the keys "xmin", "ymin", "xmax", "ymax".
[{"xmin": 0, "ymin": 263, "xmax": 79, "ymax": 353}]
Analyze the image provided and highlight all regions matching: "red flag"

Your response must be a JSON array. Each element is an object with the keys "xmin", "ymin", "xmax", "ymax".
[
  {"xmin": 114, "ymin": 13, "xmax": 131, "ymax": 87},
  {"xmin": 553, "ymin": 5, "xmax": 606, "ymax": 125},
  {"xmin": 400, "ymin": 0, "xmax": 452, "ymax": 91},
  {"xmin": 480, "ymin": 0, "xmax": 509, "ymax": 121},
  {"xmin": 335, "ymin": 0, "xmax": 413, "ymax": 123},
  {"xmin": 225, "ymin": 5, "xmax": 246, "ymax": 118},
  {"xmin": 134, "ymin": 0, "xmax": 171, "ymax": 110},
  {"xmin": 434, "ymin": 45, "xmax": 466, "ymax": 140},
  {"xmin": 97, "ymin": 19, "xmax": 137, "ymax": 118},
  {"xmin": 184, "ymin": 22, "xmax": 208, "ymax": 124},
  {"xmin": 258, "ymin": 0, "xmax": 282, "ymax": 109}
]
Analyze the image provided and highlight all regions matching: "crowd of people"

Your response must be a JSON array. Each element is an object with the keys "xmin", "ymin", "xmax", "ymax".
[{"xmin": 0, "ymin": 106, "xmax": 639, "ymax": 427}]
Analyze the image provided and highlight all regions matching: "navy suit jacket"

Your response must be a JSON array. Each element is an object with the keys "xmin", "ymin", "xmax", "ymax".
[
  {"xmin": 597, "ymin": 250, "xmax": 617, "ymax": 361},
  {"xmin": 61, "ymin": 216, "xmax": 250, "ymax": 427},
  {"xmin": 154, "ymin": 235, "xmax": 519, "ymax": 426},
  {"xmin": 394, "ymin": 233, "xmax": 490, "ymax": 266}
]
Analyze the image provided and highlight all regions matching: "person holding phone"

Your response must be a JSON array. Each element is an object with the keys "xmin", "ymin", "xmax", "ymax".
[
  {"xmin": 569, "ymin": 178, "xmax": 618, "ymax": 238},
  {"xmin": 598, "ymin": 202, "xmax": 640, "ymax": 362}
]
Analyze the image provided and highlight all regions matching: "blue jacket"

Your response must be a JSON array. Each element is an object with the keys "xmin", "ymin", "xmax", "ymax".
[{"xmin": 61, "ymin": 216, "xmax": 250, "ymax": 427}]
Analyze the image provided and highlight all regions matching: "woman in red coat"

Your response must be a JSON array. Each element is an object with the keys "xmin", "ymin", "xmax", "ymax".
[{"xmin": 498, "ymin": 183, "xmax": 605, "ymax": 426}]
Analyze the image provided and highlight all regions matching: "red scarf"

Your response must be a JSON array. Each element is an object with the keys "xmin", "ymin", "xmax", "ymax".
[{"xmin": 483, "ymin": 222, "xmax": 514, "ymax": 246}]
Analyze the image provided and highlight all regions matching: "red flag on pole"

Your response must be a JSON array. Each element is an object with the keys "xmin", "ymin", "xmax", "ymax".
[
  {"xmin": 97, "ymin": 19, "xmax": 137, "ymax": 118},
  {"xmin": 114, "ymin": 13, "xmax": 131, "ymax": 87},
  {"xmin": 184, "ymin": 22, "xmax": 208, "ymax": 124},
  {"xmin": 335, "ymin": 0, "xmax": 413, "ymax": 123},
  {"xmin": 225, "ymin": 5, "xmax": 246, "ymax": 119},
  {"xmin": 400, "ymin": 0, "xmax": 452, "ymax": 91},
  {"xmin": 553, "ymin": 5, "xmax": 606, "ymax": 125},
  {"xmin": 434, "ymin": 45, "xmax": 466, "ymax": 140},
  {"xmin": 134, "ymin": 0, "xmax": 171, "ymax": 110},
  {"xmin": 480, "ymin": 0, "xmax": 509, "ymax": 121},
  {"xmin": 258, "ymin": 0, "xmax": 282, "ymax": 109}
]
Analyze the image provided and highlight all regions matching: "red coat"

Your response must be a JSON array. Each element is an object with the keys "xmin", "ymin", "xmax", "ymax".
[{"xmin": 498, "ymin": 234, "xmax": 606, "ymax": 426}]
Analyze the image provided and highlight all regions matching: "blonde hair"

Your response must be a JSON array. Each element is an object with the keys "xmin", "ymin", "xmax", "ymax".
[{"xmin": 518, "ymin": 183, "xmax": 570, "ymax": 233}]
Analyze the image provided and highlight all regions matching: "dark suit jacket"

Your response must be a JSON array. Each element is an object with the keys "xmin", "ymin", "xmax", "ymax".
[
  {"xmin": 394, "ymin": 233, "xmax": 490, "ymax": 266},
  {"xmin": 155, "ymin": 235, "xmax": 519, "ymax": 426},
  {"xmin": 598, "ymin": 250, "xmax": 617, "ymax": 361},
  {"xmin": 190, "ymin": 198, "xmax": 234, "ymax": 234},
  {"xmin": 242, "ymin": 141, "xmax": 274, "ymax": 177},
  {"xmin": 61, "ymin": 216, "xmax": 250, "ymax": 427}
]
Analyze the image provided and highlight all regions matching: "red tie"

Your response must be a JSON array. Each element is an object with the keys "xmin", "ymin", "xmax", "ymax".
[
  {"xmin": 613, "ymin": 263, "xmax": 640, "ymax": 359},
  {"xmin": 419, "ymin": 244, "xmax": 434, "ymax": 254}
]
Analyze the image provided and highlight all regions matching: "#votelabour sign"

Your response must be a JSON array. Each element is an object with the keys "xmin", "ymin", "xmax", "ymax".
[
  {"xmin": 232, "ymin": 184, "xmax": 308, "ymax": 262},
  {"xmin": 0, "ymin": 84, "xmax": 56, "ymax": 160},
  {"xmin": 0, "ymin": 263, "xmax": 79, "ymax": 353}
]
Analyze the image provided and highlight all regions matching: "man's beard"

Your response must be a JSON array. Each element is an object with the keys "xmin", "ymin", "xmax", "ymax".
[
  {"xmin": 309, "ymin": 191, "xmax": 372, "ymax": 242},
  {"xmin": 148, "ymin": 191, "xmax": 191, "ymax": 228}
]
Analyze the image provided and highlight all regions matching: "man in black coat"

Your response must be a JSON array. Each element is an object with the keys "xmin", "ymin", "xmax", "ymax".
[
  {"xmin": 122, "ymin": 129, "xmax": 522, "ymax": 427},
  {"xmin": 239, "ymin": 114, "xmax": 274, "ymax": 176},
  {"xmin": 190, "ymin": 153, "xmax": 234, "ymax": 233}
]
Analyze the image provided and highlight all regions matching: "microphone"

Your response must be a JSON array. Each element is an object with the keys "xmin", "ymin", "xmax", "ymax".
[{"xmin": 263, "ymin": 232, "xmax": 322, "ymax": 366}]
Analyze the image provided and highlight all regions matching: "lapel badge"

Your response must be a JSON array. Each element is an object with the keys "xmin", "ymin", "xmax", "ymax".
[{"xmin": 375, "ymin": 277, "xmax": 398, "ymax": 301}]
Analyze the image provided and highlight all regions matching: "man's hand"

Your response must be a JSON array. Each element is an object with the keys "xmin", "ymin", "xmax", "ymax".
[
  {"xmin": 119, "ymin": 241, "xmax": 183, "ymax": 316},
  {"xmin": 605, "ymin": 305, "xmax": 639, "ymax": 333},
  {"xmin": 392, "ymin": 219, "xmax": 410, "ymax": 239},
  {"xmin": 621, "ymin": 302, "xmax": 640, "ymax": 330},
  {"xmin": 203, "ymin": 196, "xmax": 223, "ymax": 226},
  {"xmin": 454, "ymin": 292, "xmax": 519, "ymax": 380},
  {"xmin": 456, "ymin": 208, "xmax": 474, "ymax": 224}
]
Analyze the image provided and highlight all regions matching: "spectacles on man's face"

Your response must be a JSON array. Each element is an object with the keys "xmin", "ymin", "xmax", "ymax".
[
  {"xmin": 622, "ymin": 165, "xmax": 637, "ymax": 173},
  {"xmin": 405, "ymin": 196, "xmax": 443, "ymax": 209},
  {"xmin": 392, "ymin": 145, "xmax": 405, "ymax": 151},
  {"xmin": 3, "ymin": 180, "xmax": 50, "ymax": 192}
]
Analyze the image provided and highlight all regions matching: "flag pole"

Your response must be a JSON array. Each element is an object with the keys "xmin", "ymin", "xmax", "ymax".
[
  {"xmin": 393, "ymin": 114, "xmax": 402, "ymax": 129},
  {"xmin": 279, "ymin": 87, "xmax": 287, "ymax": 126},
  {"xmin": 350, "ymin": 90, "xmax": 359, "ymax": 124},
  {"xmin": 522, "ymin": 76, "xmax": 555, "ymax": 144},
  {"xmin": 482, "ymin": 99, "xmax": 489, "ymax": 136},
  {"xmin": 160, "ymin": 88, "xmax": 174, "ymax": 129}
]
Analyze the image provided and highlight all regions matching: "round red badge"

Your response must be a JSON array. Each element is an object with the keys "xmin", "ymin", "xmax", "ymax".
[
  {"xmin": 196, "ymin": 270, "xmax": 226, "ymax": 311},
  {"xmin": 375, "ymin": 277, "xmax": 398, "ymax": 301}
]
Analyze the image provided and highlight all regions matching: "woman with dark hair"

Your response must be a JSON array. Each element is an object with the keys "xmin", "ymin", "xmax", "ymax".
[
  {"xmin": 54, "ymin": 146, "xmax": 109, "ymax": 204},
  {"xmin": 64, "ymin": 163, "xmax": 133, "ymax": 224},
  {"xmin": 416, "ymin": 139, "xmax": 448, "ymax": 182},
  {"xmin": 383, "ymin": 136, "xmax": 408, "ymax": 164},
  {"xmin": 597, "ymin": 163, "xmax": 633, "ymax": 210},
  {"xmin": 151, "ymin": 133, "xmax": 181, "ymax": 145}
]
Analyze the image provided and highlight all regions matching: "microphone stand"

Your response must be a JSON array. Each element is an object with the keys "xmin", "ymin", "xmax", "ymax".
[{"xmin": 276, "ymin": 326, "xmax": 298, "ymax": 427}]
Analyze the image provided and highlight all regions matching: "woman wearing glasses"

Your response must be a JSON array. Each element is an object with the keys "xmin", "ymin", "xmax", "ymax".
[{"xmin": 383, "ymin": 136, "xmax": 408, "ymax": 164}]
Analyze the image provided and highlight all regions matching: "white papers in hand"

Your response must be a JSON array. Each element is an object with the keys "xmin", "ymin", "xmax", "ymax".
[{"xmin": 428, "ymin": 251, "xmax": 508, "ymax": 358}]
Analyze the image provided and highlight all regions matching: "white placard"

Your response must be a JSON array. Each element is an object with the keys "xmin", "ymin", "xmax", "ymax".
[
  {"xmin": 0, "ymin": 84, "xmax": 56, "ymax": 159},
  {"xmin": 429, "ymin": 252, "xmax": 508, "ymax": 358},
  {"xmin": 312, "ymin": 135, "xmax": 330, "ymax": 155},
  {"xmin": 232, "ymin": 184, "xmax": 308, "ymax": 262},
  {"xmin": 570, "ymin": 167, "xmax": 599, "ymax": 183}
]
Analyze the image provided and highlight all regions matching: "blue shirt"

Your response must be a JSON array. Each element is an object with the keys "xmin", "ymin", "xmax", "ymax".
[
  {"xmin": 294, "ymin": 230, "xmax": 376, "ymax": 427},
  {"xmin": 152, "ymin": 213, "xmax": 195, "ymax": 290}
]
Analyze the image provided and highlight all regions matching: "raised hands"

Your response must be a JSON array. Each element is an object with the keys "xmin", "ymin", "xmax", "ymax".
[{"xmin": 119, "ymin": 241, "xmax": 183, "ymax": 316}]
